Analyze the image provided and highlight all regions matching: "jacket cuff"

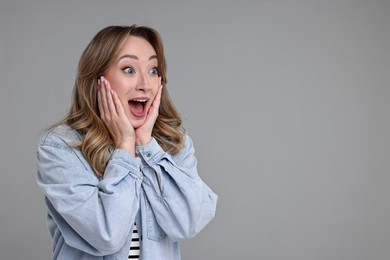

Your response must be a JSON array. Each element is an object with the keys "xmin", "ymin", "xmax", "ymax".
[
  {"xmin": 136, "ymin": 138, "xmax": 166, "ymax": 165},
  {"xmin": 107, "ymin": 149, "xmax": 143, "ymax": 180}
]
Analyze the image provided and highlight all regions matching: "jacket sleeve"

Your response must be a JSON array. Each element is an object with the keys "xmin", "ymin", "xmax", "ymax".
[
  {"xmin": 136, "ymin": 135, "xmax": 218, "ymax": 241},
  {"xmin": 36, "ymin": 130, "xmax": 142, "ymax": 256}
]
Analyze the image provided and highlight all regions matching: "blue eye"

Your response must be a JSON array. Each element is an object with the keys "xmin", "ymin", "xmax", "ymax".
[
  {"xmin": 149, "ymin": 67, "xmax": 159, "ymax": 75},
  {"xmin": 123, "ymin": 67, "xmax": 134, "ymax": 74}
]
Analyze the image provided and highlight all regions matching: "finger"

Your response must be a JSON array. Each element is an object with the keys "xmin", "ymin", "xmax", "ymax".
[
  {"xmin": 102, "ymin": 77, "xmax": 117, "ymax": 117},
  {"xmin": 158, "ymin": 84, "xmax": 163, "ymax": 101},
  {"xmin": 152, "ymin": 85, "xmax": 163, "ymax": 111},
  {"xmin": 111, "ymin": 89, "xmax": 125, "ymax": 117},
  {"xmin": 158, "ymin": 77, "xmax": 163, "ymax": 99},
  {"xmin": 144, "ymin": 86, "xmax": 162, "ymax": 123},
  {"xmin": 97, "ymin": 79, "xmax": 103, "ymax": 116},
  {"xmin": 102, "ymin": 87, "xmax": 111, "ymax": 119},
  {"xmin": 98, "ymin": 78, "xmax": 110, "ymax": 119}
]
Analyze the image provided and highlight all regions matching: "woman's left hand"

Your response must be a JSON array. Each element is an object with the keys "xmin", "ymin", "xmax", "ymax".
[{"xmin": 135, "ymin": 78, "xmax": 163, "ymax": 146}]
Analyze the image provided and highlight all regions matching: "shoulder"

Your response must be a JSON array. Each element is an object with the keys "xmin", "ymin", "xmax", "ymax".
[
  {"xmin": 173, "ymin": 134, "xmax": 196, "ymax": 159},
  {"xmin": 183, "ymin": 134, "xmax": 194, "ymax": 149},
  {"xmin": 39, "ymin": 124, "xmax": 82, "ymax": 149},
  {"xmin": 166, "ymin": 134, "xmax": 197, "ymax": 167}
]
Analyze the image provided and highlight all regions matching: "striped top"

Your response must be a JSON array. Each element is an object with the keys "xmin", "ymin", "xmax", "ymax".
[{"xmin": 128, "ymin": 223, "xmax": 140, "ymax": 259}]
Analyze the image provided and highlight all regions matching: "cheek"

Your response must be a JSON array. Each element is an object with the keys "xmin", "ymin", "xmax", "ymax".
[
  {"xmin": 151, "ymin": 86, "xmax": 159, "ymax": 99},
  {"xmin": 107, "ymin": 78, "xmax": 128, "ymax": 96},
  {"xmin": 104, "ymin": 70, "xmax": 124, "ymax": 92},
  {"xmin": 106, "ymin": 77, "xmax": 120, "ymax": 91}
]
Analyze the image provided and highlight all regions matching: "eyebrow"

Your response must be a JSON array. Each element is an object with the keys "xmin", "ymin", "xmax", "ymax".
[{"xmin": 118, "ymin": 54, "xmax": 158, "ymax": 61}]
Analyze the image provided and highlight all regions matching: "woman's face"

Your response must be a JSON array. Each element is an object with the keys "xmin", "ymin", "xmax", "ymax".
[{"xmin": 104, "ymin": 35, "xmax": 160, "ymax": 129}]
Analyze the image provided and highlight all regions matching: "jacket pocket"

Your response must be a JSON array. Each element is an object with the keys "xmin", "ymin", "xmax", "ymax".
[{"xmin": 145, "ymin": 197, "xmax": 167, "ymax": 242}]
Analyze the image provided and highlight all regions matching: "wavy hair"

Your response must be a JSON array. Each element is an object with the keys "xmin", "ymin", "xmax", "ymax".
[{"xmin": 60, "ymin": 25, "xmax": 185, "ymax": 178}]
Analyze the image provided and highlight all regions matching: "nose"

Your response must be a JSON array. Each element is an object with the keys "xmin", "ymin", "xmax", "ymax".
[{"xmin": 135, "ymin": 73, "xmax": 150, "ymax": 92}]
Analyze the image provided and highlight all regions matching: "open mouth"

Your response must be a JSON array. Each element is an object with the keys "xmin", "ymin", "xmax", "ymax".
[{"xmin": 128, "ymin": 98, "xmax": 148, "ymax": 117}]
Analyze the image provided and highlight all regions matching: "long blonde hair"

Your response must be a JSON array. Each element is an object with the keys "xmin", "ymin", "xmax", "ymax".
[{"xmin": 62, "ymin": 25, "xmax": 185, "ymax": 177}]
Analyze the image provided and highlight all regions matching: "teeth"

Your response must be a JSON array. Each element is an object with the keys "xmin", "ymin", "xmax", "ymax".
[{"xmin": 132, "ymin": 99, "xmax": 147, "ymax": 102}]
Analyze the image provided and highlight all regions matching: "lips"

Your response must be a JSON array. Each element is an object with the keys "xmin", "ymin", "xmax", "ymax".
[{"xmin": 128, "ymin": 97, "xmax": 149, "ymax": 117}]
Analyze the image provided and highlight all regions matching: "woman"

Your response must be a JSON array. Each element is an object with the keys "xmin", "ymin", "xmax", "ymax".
[{"xmin": 37, "ymin": 25, "xmax": 218, "ymax": 260}]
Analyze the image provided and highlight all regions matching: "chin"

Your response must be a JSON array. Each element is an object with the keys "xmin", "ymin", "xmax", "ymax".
[{"xmin": 130, "ymin": 118, "xmax": 146, "ymax": 129}]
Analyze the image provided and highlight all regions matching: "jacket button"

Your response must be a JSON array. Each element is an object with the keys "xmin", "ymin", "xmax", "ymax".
[{"xmin": 145, "ymin": 152, "xmax": 152, "ymax": 158}]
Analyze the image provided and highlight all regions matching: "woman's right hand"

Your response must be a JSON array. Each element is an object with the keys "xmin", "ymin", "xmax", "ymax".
[{"xmin": 97, "ymin": 76, "xmax": 136, "ymax": 156}]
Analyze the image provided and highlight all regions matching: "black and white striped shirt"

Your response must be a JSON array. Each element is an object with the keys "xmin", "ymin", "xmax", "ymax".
[{"xmin": 128, "ymin": 223, "xmax": 140, "ymax": 259}]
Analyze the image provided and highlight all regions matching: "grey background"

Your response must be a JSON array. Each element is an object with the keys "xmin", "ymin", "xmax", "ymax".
[{"xmin": 0, "ymin": 0, "xmax": 389, "ymax": 259}]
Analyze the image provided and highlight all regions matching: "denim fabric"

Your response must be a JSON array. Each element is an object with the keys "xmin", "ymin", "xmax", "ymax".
[{"xmin": 37, "ymin": 125, "xmax": 217, "ymax": 260}]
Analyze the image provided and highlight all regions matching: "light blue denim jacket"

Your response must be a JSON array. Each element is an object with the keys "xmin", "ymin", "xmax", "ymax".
[{"xmin": 37, "ymin": 125, "xmax": 218, "ymax": 260}]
